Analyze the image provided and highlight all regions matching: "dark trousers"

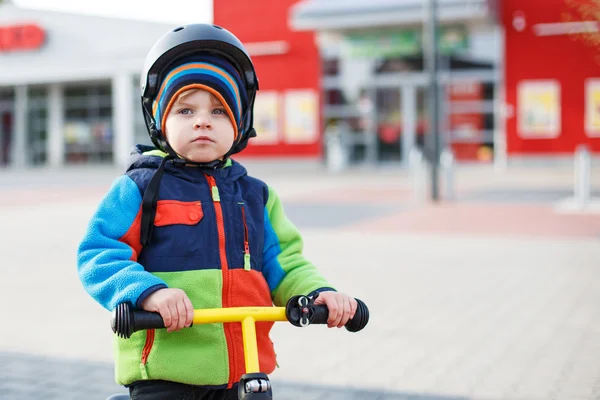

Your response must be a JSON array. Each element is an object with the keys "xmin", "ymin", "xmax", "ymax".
[{"xmin": 129, "ymin": 380, "xmax": 239, "ymax": 400}]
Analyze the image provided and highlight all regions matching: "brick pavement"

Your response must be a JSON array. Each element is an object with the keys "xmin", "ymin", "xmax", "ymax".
[
  {"xmin": 1, "ymin": 164, "xmax": 600, "ymax": 399},
  {"xmin": 0, "ymin": 351, "xmax": 431, "ymax": 400},
  {"xmin": 346, "ymin": 203, "xmax": 600, "ymax": 238}
]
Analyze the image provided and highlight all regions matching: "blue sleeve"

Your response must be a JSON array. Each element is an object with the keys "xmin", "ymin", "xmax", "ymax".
[
  {"xmin": 77, "ymin": 175, "xmax": 167, "ymax": 311},
  {"xmin": 261, "ymin": 207, "xmax": 286, "ymax": 293}
]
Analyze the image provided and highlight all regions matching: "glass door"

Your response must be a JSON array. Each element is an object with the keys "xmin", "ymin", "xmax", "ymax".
[
  {"xmin": 375, "ymin": 87, "xmax": 401, "ymax": 162},
  {"xmin": 0, "ymin": 89, "xmax": 15, "ymax": 167}
]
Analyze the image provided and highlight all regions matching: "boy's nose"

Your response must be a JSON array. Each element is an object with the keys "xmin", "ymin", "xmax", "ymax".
[{"xmin": 194, "ymin": 115, "xmax": 212, "ymax": 129}]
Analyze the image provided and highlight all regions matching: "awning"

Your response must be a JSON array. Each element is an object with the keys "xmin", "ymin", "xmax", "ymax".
[{"xmin": 290, "ymin": 0, "xmax": 494, "ymax": 31}]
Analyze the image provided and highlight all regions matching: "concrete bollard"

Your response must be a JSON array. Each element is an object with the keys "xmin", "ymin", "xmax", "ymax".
[
  {"xmin": 324, "ymin": 125, "xmax": 349, "ymax": 173},
  {"xmin": 554, "ymin": 144, "xmax": 598, "ymax": 214},
  {"xmin": 574, "ymin": 144, "xmax": 591, "ymax": 208},
  {"xmin": 440, "ymin": 148, "xmax": 455, "ymax": 201},
  {"xmin": 409, "ymin": 147, "xmax": 427, "ymax": 203}
]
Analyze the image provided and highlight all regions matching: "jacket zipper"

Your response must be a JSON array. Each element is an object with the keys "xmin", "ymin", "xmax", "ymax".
[
  {"xmin": 204, "ymin": 173, "xmax": 237, "ymax": 388},
  {"xmin": 241, "ymin": 205, "xmax": 251, "ymax": 271},
  {"xmin": 139, "ymin": 329, "xmax": 155, "ymax": 379}
]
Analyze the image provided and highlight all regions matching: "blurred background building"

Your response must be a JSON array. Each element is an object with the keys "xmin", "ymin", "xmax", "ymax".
[
  {"xmin": 287, "ymin": 0, "xmax": 500, "ymax": 167},
  {"xmin": 0, "ymin": 2, "xmax": 175, "ymax": 168},
  {"xmin": 0, "ymin": 0, "xmax": 598, "ymax": 169}
]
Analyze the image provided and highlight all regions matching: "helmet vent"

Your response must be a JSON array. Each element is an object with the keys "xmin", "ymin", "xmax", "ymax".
[
  {"xmin": 213, "ymin": 25, "xmax": 223, "ymax": 30},
  {"xmin": 173, "ymin": 26, "xmax": 184, "ymax": 32}
]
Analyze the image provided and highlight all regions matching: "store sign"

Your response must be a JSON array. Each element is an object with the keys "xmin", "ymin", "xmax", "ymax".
[
  {"xmin": 344, "ymin": 31, "xmax": 420, "ymax": 58},
  {"xmin": 0, "ymin": 24, "xmax": 46, "ymax": 53},
  {"xmin": 533, "ymin": 21, "xmax": 599, "ymax": 37},
  {"xmin": 343, "ymin": 26, "xmax": 468, "ymax": 58},
  {"xmin": 439, "ymin": 26, "xmax": 469, "ymax": 54}
]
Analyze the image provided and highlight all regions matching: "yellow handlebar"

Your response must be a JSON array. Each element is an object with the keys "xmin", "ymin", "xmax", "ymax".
[
  {"xmin": 191, "ymin": 307, "xmax": 288, "ymax": 324},
  {"xmin": 111, "ymin": 297, "xmax": 369, "ymax": 376},
  {"xmin": 192, "ymin": 307, "xmax": 288, "ymax": 373}
]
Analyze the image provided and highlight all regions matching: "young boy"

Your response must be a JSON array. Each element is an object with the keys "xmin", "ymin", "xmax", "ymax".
[{"xmin": 77, "ymin": 24, "xmax": 357, "ymax": 400}]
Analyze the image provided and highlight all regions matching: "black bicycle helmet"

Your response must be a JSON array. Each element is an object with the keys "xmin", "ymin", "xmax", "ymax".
[{"xmin": 140, "ymin": 23, "xmax": 259, "ymax": 158}]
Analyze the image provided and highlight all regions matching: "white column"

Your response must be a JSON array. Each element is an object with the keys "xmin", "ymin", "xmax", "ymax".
[
  {"xmin": 112, "ymin": 72, "xmax": 134, "ymax": 169},
  {"xmin": 365, "ymin": 87, "xmax": 378, "ymax": 164},
  {"xmin": 402, "ymin": 85, "xmax": 417, "ymax": 168},
  {"xmin": 12, "ymin": 85, "xmax": 28, "ymax": 167},
  {"xmin": 48, "ymin": 83, "xmax": 64, "ymax": 167}
]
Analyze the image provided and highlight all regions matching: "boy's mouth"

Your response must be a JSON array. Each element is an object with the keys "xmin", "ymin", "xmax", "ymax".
[{"xmin": 193, "ymin": 135, "xmax": 214, "ymax": 143}]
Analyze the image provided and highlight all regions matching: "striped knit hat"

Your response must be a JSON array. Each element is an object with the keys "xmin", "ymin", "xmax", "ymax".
[{"xmin": 152, "ymin": 54, "xmax": 248, "ymax": 141}]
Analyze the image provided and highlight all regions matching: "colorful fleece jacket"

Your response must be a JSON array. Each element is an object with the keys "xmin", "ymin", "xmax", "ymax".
[{"xmin": 77, "ymin": 145, "xmax": 333, "ymax": 388}]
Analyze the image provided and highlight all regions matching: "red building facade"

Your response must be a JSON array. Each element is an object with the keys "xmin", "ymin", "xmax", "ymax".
[
  {"xmin": 214, "ymin": 0, "xmax": 322, "ymax": 158},
  {"xmin": 502, "ymin": 0, "xmax": 600, "ymax": 155},
  {"xmin": 215, "ymin": 0, "xmax": 600, "ymax": 162}
]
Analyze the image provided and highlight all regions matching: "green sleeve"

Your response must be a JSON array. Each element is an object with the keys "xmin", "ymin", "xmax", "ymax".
[{"xmin": 265, "ymin": 185, "xmax": 335, "ymax": 307}]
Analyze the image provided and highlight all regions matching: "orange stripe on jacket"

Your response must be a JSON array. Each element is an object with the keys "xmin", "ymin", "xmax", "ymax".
[
  {"xmin": 228, "ymin": 269, "xmax": 277, "ymax": 380},
  {"xmin": 118, "ymin": 208, "xmax": 143, "ymax": 261}
]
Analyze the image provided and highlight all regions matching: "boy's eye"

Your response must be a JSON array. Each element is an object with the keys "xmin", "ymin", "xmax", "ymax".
[
  {"xmin": 178, "ymin": 108, "xmax": 193, "ymax": 115},
  {"xmin": 212, "ymin": 108, "xmax": 226, "ymax": 115}
]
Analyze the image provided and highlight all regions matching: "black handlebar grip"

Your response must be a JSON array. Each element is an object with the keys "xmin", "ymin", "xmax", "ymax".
[
  {"xmin": 111, "ymin": 303, "xmax": 166, "ymax": 338},
  {"xmin": 310, "ymin": 305, "xmax": 329, "ymax": 325},
  {"xmin": 311, "ymin": 298, "xmax": 369, "ymax": 332}
]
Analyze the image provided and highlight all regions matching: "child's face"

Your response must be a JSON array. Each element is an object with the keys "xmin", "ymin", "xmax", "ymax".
[{"xmin": 164, "ymin": 89, "xmax": 235, "ymax": 163}]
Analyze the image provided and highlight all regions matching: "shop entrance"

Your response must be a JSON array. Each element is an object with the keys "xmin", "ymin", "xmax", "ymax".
[
  {"xmin": 370, "ymin": 79, "xmax": 429, "ymax": 164},
  {"xmin": 322, "ymin": 58, "xmax": 497, "ymax": 166},
  {"xmin": 370, "ymin": 69, "xmax": 497, "ymax": 165}
]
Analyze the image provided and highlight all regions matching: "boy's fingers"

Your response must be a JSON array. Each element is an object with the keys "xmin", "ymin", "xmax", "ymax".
[
  {"xmin": 167, "ymin": 302, "xmax": 178, "ymax": 332},
  {"xmin": 331, "ymin": 297, "xmax": 344, "ymax": 328},
  {"xmin": 338, "ymin": 297, "xmax": 351, "ymax": 328},
  {"xmin": 176, "ymin": 300, "xmax": 187, "ymax": 330},
  {"xmin": 184, "ymin": 296, "xmax": 194, "ymax": 327},
  {"xmin": 326, "ymin": 298, "xmax": 338, "ymax": 327},
  {"xmin": 159, "ymin": 304, "xmax": 171, "ymax": 328},
  {"xmin": 339, "ymin": 297, "xmax": 352, "ymax": 328},
  {"xmin": 350, "ymin": 298, "xmax": 357, "ymax": 319}
]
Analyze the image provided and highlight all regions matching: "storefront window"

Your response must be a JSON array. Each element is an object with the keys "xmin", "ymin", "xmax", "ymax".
[
  {"xmin": 0, "ymin": 89, "xmax": 14, "ymax": 166},
  {"xmin": 99, "ymin": 105, "xmax": 112, "ymax": 118},
  {"xmin": 27, "ymin": 86, "xmax": 48, "ymax": 165},
  {"xmin": 376, "ymin": 88, "xmax": 402, "ymax": 161},
  {"xmin": 63, "ymin": 83, "xmax": 113, "ymax": 164}
]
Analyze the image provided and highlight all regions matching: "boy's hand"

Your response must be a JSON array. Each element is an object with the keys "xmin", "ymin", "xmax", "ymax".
[
  {"xmin": 313, "ymin": 291, "xmax": 357, "ymax": 328},
  {"xmin": 141, "ymin": 288, "xmax": 194, "ymax": 333}
]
